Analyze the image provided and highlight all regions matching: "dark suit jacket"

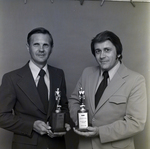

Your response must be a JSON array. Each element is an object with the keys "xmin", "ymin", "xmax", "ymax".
[{"xmin": 0, "ymin": 63, "xmax": 69, "ymax": 149}]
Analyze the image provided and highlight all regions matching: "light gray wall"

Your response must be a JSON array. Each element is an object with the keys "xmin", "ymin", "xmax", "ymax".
[{"xmin": 0, "ymin": 0, "xmax": 149, "ymax": 149}]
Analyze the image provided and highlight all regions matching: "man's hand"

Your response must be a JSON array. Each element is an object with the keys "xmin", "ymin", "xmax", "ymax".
[
  {"xmin": 47, "ymin": 123, "xmax": 71, "ymax": 138},
  {"xmin": 33, "ymin": 121, "xmax": 71, "ymax": 138},
  {"xmin": 47, "ymin": 131, "xmax": 66, "ymax": 138},
  {"xmin": 33, "ymin": 120, "xmax": 51, "ymax": 135},
  {"xmin": 73, "ymin": 126, "xmax": 99, "ymax": 137},
  {"xmin": 65, "ymin": 123, "xmax": 71, "ymax": 131}
]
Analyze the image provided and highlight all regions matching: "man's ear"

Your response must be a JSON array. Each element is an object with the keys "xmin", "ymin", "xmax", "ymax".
[
  {"xmin": 26, "ymin": 43, "xmax": 29, "ymax": 52},
  {"xmin": 118, "ymin": 55, "xmax": 121, "ymax": 58}
]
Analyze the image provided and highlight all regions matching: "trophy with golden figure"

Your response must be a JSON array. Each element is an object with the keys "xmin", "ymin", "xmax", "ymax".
[
  {"xmin": 77, "ymin": 87, "xmax": 89, "ymax": 131},
  {"xmin": 51, "ymin": 88, "xmax": 65, "ymax": 132}
]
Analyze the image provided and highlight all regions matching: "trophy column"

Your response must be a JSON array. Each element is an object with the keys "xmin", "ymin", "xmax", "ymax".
[
  {"xmin": 77, "ymin": 87, "xmax": 89, "ymax": 130},
  {"xmin": 51, "ymin": 88, "xmax": 65, "ymax": 133}
]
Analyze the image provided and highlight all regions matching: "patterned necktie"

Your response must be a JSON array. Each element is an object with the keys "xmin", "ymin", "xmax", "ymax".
[
  {"xmin": 37, "ymin": 69, "xmax": 48, "ymax": 112},
  {"xmin": 95, "ymin": 71, "xmax": 109, "ymax": 108}
]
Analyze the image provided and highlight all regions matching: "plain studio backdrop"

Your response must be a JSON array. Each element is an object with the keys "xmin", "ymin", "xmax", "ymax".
[{"xmin": 0, "ymin": 0, "xmax": 149, "ymax": 149}]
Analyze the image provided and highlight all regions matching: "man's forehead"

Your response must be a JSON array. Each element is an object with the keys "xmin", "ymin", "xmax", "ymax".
[
  {"xmin": 94, "ymin": 40, "xmax": 114, "ymax": 48},
  {"xmin": 30, "ymin": 33, "xmax": 51, "ymax": 42}
]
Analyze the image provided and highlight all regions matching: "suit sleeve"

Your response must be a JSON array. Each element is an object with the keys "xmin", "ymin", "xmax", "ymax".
[
  {"xmin": 99, "ymin": 75, "xmax": 147, "ymax": 143},
  {"xmin": 68, "ymin": 76, "xmax": 83, "ymax": 125},
  {"xmin": 59, "ymin": 70, "xmax": 70, "ymax": 123},
  {"xmin": 0, "ymin": 74, "xmax": 34, "ymax": 137},
  {"xmin": 68, "ymin": 67, "xmax": 92, "ymax": 125}
]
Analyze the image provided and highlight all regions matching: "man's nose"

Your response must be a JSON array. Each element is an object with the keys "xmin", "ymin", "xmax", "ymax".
[
  {"xmin": 39, "ymin": 46, "xmax": 44, "ymax": 52},
  {"xmin": 100, "ymin": 51, "xmax": 105, "ymax": 58}
]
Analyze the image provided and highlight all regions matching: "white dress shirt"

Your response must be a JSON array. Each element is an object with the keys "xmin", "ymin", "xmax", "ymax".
[{"xmin": 29, "ymin": 60, "xmax": 50, "ymax": 100}]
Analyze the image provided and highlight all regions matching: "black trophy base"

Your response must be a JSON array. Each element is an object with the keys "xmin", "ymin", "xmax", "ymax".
[{"xmin": 51, "ymin": 112, "xmax": 65, "ymax": 133}]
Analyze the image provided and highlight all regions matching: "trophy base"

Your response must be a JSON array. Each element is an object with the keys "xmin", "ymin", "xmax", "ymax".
[
  {"xmin": 74, "ymin": 127, "xmax": 92, "ymax": 132},
  {"xmin": 51, "ymin": 112, "xmax": 66, "ymax": 133}
]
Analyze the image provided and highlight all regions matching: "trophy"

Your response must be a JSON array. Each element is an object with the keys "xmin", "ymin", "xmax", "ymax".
[
  {"xmin": 51, "ymin": 88, "xmax": 65, "ymax": 132},
  {"xmin": 77, "ymin": 87, "xmax": 89, "ymax": 130}
]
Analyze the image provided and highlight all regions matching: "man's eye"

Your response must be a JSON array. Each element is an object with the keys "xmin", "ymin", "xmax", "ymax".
[
  {"xmin": 44, "ymin": 44, "xmax": 49, "ymax": 48},
  {"xmin": 33, "ymin": 43, "xmax": 39, "ymax": 46},
  {"xmin": 104, "ymin": 48, "xmax": 110, "ymax": 52},
  {"xmin": 95, "ymin": 49, "xmax": 101, "ymax": 54}
]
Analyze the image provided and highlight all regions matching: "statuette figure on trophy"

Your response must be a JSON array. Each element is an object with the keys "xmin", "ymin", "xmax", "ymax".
[{"xmin": 55, "ymin": 88, "xmax": 61, "ymax": 113}]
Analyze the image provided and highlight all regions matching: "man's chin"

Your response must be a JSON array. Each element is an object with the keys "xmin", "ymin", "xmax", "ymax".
[{"xmin": 100, "ymin": 65, "xmax": 109, "ymax": 71}]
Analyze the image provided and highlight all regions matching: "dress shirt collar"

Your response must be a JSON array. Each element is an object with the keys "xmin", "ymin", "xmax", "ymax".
[
  {"xmin": 100, "ymin": 61, "xmax": 120, "ymax": 81},
  {"xmin": 108, "ymin": 61, "xmax": 120, "ymax": 80},
  {"xmin": 29, "ymin": 60, "xmax": 48, "ymax": 80}
]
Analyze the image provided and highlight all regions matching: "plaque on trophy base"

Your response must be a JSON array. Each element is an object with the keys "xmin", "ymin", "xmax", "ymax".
[
  {"xmin": 51, "ymin": 88, "xmax": 65, "ymax": 133},
  {"xmin": 51, "ymin": 112, "xmax": 65, "ymax": 132},
  {"xmin": 77, "ymin": 87, "xmax": 89, "ymax": 131}
]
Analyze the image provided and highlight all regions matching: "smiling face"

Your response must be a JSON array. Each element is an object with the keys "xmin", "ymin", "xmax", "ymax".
[
  {"xmin": 94, "ymin": 40, "xmax": 118, "ymax": 71},
  {"xmin": 27, "ymin": 33, "xmax": 52, "ymax": 68}
]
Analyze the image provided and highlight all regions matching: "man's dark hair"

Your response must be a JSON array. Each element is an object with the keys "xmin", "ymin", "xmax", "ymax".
[
  {"xmin": 91, "ymin": 30, "xmax": 123, "ymax": 61},
  {"xmin": 27, "ymin": 27, "xmax": 54, "ymax": 48}
]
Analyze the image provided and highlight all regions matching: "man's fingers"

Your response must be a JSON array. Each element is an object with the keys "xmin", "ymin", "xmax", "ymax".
[
  {"xmin": 65, "ymin": 123, "xmax": 71, "ymax": 131},
  {"xmin": 33, "ymin": 120, "xmax": 52, "ymax": 135}
]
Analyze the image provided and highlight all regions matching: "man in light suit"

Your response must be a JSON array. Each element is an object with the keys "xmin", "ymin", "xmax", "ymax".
[
  {"xmin": 0, "ymin": 27, "xmax": 70, "ymax": 149},
  {"xmin": 68, "ymin": 31, "xmax": 147, "ymax": 149}
]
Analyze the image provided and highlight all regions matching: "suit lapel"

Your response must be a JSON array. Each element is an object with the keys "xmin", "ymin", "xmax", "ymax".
[
  {"xmin": 88, "ymin": 67, "xmax": 100, "ymax": 114},
  {"xmin": 17, "ymin": 64, "xmax": 46, "ymax": 114},
  {"xmin": 95, "ymin": 64, "xmax": 128, "ymax": 113},
  {"xmin": 47, "ymin": 66, "xmax": 62, "ymax": 119}
]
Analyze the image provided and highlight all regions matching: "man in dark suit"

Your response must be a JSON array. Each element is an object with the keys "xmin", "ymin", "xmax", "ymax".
[
  {"xmin": 69, "ymin": 31, "xmax": 147, "ymax": 149},
  {"xmin": 0, "ymin": 27, "xmax": 70, "ymax": 149}
]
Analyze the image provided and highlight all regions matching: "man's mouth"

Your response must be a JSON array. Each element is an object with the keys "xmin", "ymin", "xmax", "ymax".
[
  {"xmin": 37, "ymin": 54, "xmax": 45, "ymax": 57},
  {"xmin": 100, "ymin": 61, "xmax": 108, "ymax": 63}
]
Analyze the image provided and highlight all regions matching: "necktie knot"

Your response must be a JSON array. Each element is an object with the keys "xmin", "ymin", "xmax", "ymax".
[
  {"xmin": 39, "ymin": 69, "xmax": 46, "ymax": 77},
  {"xmin": 103, "ymin": 71, "xmax": 109, "ymax": 79}
]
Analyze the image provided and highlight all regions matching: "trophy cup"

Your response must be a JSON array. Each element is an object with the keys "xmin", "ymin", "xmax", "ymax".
[
  {"xmin": 77, "ymin": 87, "xmax": 89, "ymax": 131},
  {"xmin": 51, "ymin": 88, "xmax": 65, "ymax": 133}
]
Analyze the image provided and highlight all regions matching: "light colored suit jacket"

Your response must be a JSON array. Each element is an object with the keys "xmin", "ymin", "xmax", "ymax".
[
  {"xmin": 0, "ymin": 63, "xmax": 69, "ymax": 149},
  {"xmin": 69, "ymin": 64, "xmax": 147, "ymax": 149}
]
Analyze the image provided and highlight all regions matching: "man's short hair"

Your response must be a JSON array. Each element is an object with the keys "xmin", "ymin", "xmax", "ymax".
[
  {"xmin": 91, "ymin": 30, "xmax": 123, "ymax": 61},
  {"xmin": 27, "ymin": 27, "xmax": 54, "ymax": 48}
]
